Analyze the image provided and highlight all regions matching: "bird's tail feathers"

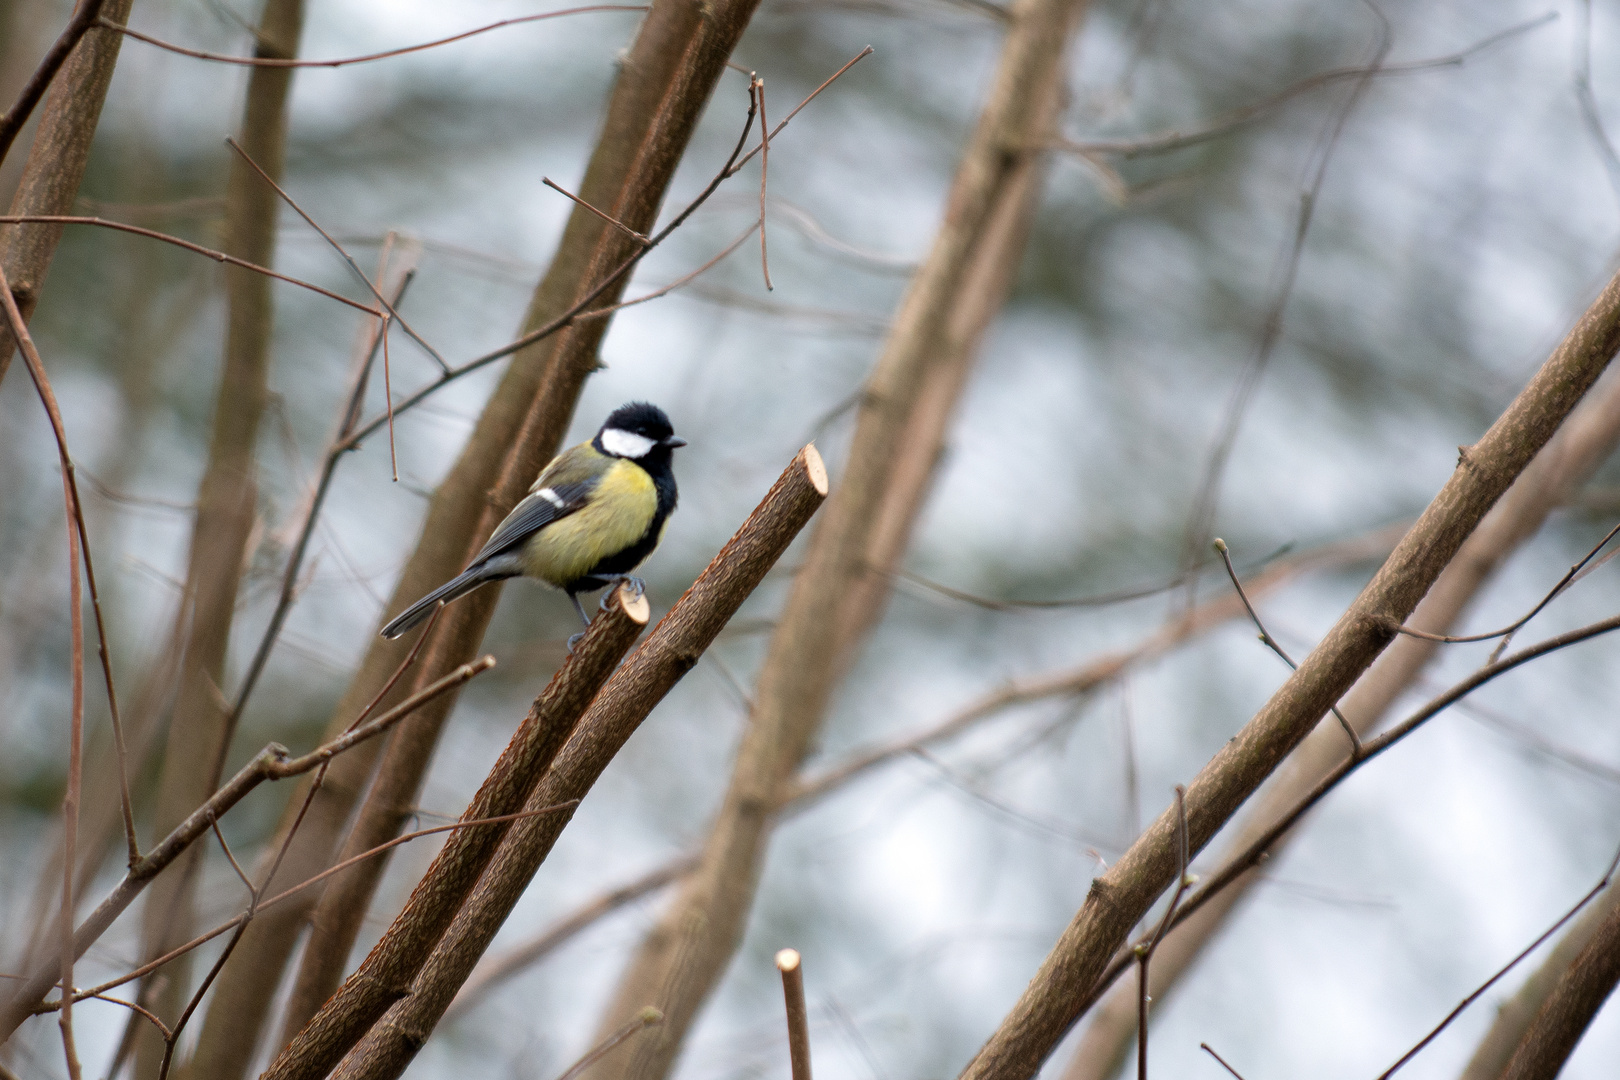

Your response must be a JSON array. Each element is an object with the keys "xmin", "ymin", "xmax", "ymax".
[{"xmin": 380, "ymin": 564, "xmax": 506, "ymax": 639}]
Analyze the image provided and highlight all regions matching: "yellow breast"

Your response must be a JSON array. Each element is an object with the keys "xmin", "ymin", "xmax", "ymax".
[{"xmin": 521, "ymin": 459, "xmax": 657, "ymax": 586}]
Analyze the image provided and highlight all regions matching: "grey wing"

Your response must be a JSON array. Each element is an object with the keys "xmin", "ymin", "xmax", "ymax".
[{"xmin": 468, "ymin": 478, "xmax": 596, "ymax": 566}]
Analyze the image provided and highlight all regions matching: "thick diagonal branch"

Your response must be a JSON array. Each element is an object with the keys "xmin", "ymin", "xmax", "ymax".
[{"xmin": 956, "ymin": 267, "xmax": 1620, "ymax": 1080}]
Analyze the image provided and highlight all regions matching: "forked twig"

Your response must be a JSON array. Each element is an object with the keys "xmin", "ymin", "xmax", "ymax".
[{"xmin": 1134, "ymin": 787, "xmax": 1189, "ymax": 1080}]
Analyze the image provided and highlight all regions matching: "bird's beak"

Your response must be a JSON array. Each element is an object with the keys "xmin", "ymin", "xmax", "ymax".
[{"xmin": 663, "ymin": 436, "xmax": 687, "ymax": 447}]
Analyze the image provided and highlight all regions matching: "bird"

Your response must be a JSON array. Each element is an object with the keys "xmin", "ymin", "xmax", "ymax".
[{"xmin": 380, "ymin": 401, "xmax": 685, "ymax": 640}]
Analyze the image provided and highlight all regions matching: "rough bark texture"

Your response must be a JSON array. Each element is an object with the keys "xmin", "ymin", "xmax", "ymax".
[
  {"xmin": 130, "ymin": 1, "xmax": 303, "ymax": 1074},
  {"xmin": 1497, "ymin": 896, "xmax": 1620, "ymax": 1080},
  {"xmin": 187, "ymin": 2, "xmax": 766, "ymax": 1074},
  {"xmin": 583, "ymin": 3, "xmax": 1090, "ymax": 1078},
  {"xmin": 956, "ymin": 266, "xmax": 1620, "ymax": 1080},
  {"xmin": 323, "ymin": 448, "xmax": 828, "ymax": 1080},
  {"xmin": 0, "ymin": 0, "xmax": 133, "ymax": 384},
  {"xmin": 1061, "ymin": 366, "xmax": 1620, "ymax": 1080},
  {"xmin": 1461, "ymin": 878, "xmax": 1620, "ymax": 1080},
  {"xmin": 263, "ymin": 587, "xmax": 650, "ymax": 1080}
]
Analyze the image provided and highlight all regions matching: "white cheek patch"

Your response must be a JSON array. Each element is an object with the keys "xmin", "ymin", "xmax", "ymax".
[
  {"xmin": 600, "ymin": 427, "xmax": 656, "ymax": 458},
  {"xmin": 536, "ymin": 487, "xmax": 566, "ymax": 509}
]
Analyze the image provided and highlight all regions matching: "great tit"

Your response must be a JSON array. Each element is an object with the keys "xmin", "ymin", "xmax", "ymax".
[{"xmin": 380, "ymin": 402, "xmax": 685, "ymax": 639}]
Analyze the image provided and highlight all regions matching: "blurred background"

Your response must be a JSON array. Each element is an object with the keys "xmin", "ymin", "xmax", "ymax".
[{"xmin": 3, "ymin": 0, "xmax": 1620, "ymax": 1077}]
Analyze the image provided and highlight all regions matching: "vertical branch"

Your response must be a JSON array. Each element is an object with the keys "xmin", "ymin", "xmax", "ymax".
[
  {"xmin": 777, "ymin": 949, "xmax": 812, "ymax": 1080},
  {"xmin": 585, "ymin": 3, "xmax": 1090, "ymax": 1078},
  {"xmin": 0, "ymin": 0, "xmax": 130, "ymax": 385},
  {"xmin": 0, "ymin": 260, "xmax": 88, "ymax": 1080},
  {"xmin": 129, "ymin": 0, "xmax": 306, "ymax": 1074},
  {"xmin": 1059, "ymin": 363, "xmax": 1620, "ymax": 1080},
  {"xmin": 189, "ymin": 3, "xmax": 771, "ymax": 1073}
]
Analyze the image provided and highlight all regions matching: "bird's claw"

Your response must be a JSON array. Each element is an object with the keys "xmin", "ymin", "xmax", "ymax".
[
  {"xmin": 602, "ymin": 576, "xmax": 645, "ymax": 608},
  {"xmin": 567, "ymin": 631, "xmax": 585, "ymax": 653}
]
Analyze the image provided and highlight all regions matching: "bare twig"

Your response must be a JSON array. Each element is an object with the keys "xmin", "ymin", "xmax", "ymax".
[
  {"xmin": 1214, "ymin": 539, "xmax": 1360, "ymax": 755},
  {"xmin": 777, "ymin": 950, "xmax": 812, "ymax": 1080},
  {"xmin": 1052, "ymin": 14, "xmax": 1555, "ymax": 162},
  {"xmin": 542, "ymin": 177, "xmax": 650, "ymax": 245},
  {"xmin": 0, "ymin": 215, "xmax": 380, "ymax": 313},
  {"xmin": 225, "ymin": 136, "xmax": 449, "ymax": 373},
  {"xmin": 1176, "ymin": 5, "xmax": 1392, "ymax": 605},
  {"xmin": 1133, "ymin": 788, "xmax": 1187, "ymax": 1080},
  {"xmin": 1374, "ymin": 839, "xmax": 1620, "ymax": 1079},
  {"xmin": 1383, "ymin": 519, "xmax": 1620, "ymax": 647},
  {"xmin": 1199, "ymin": 1044, "xmax": 1249, "ymax": 1080},
  {"xmin": 755, "ymin": 77, "xmax": 773, "ymax": 290},
  {"xmin": 556, "ymin": 1009, "xmax": 664, "ymax": 1080},
  {"xmin": 100, "ymin": 6, "xmax": 648, "ymax": 68}
]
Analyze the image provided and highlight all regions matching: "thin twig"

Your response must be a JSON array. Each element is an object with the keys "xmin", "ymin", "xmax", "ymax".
[
  {"xmin": 1052, "ymin": 14, "xmax": 1555, "ymax": 162},
  {"xmin": 225, "ymin": 137, "xmax": 449, "ymax": 373},
  {"xmin": 1176, "ymin": 6, "xmax": 1393, "ymax": 607},
  {"xmin": 35, "ymin": 800, "xmax": 576, "ymax": 1014},
  {"xmin": 1373, "ymin": 838, "xmax": 1620, "ymax": 1079},
  {"xmin": 1134, "ymin": 787, "xmax": 1188, "ymax": 1080},
  {"xmin": 1200, "ymin": 1044, "xmax": 1249, "ymax": 1080},
  {"xmin": 1383, "ymin": 519, "xmax": 1620, "ymax": 648},
  {"xmin": 554, "ymin": 1008, "xmax": 664, "ymax": 1080},
  {"xmin": 1215, "ymin": 539, "xmax": 1359, "ymax": 755},
  {"xmin": 755, "ymin": 77, "xmax": 773, "ymax": 291},
  {"xmin": 542, "ymin": 178, "xmax": 650, "ymax": 245},
  {"xmin": 100, "ymin": 6, "xmax": 647, "ymax": 68},
  {"xmin": 1085, "ymin": 610, "xmax": 1620, "ymax": 1005},
  {"xmin": 575, "ymin": 222, "xmax": 759, "ymax": 321},
  {"xmin": 0, "ymin": 260, "xmax": 88, "ymax": 1080},
  {"xmin": 0, "ymin": 215, "xmax": 381, "ymax": 314}
]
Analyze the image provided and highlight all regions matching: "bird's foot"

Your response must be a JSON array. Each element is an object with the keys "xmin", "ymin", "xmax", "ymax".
[
  {"xmin": 601, "ymin": 575, "xmax": 645, "ymax": 608},
  {"xmin": 566, "ymin": 631, "xmax": 586, "ymax": 653}
]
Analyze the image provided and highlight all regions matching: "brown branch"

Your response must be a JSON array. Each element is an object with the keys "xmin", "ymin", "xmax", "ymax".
[
  {"xmin": 272, "ymin": 585, "xmax": 650, "ymax": 1068},
  {"xmin": 0, "ymin": 657, "xmax": 495, "ymax": 1036},
  {"xmin": 0, "ymin": 215, "xmax": 381, "ymax": 314},
  {"xmin": 959, "ymin": 256, "xmax": 1620, "ymax": 1079},
  {"xmin": 317, "ymin": 447, "xmax": 828, "ymax": 1080},
  {"xmin": 100, "ymin": 6, "xmax": 647, "ymax": 68},
  {"xmin": 1460, "ymin": 877, "xmax": 1620, "ymax": 1079},
  {"xmin": 777, "ymin": 950, "xmax": 812, "ymax": 1080},
  {"xmin": 542, "ymin": 177, "xmax": 650, "ymax": 245},
  {"xmin": 1074, "ymin": 611, "xmax": 1620, "ymax": 1062},
  {"xmin": 1060, "ymin": 360, "xmax": 1620, "ymax": 1080}
]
